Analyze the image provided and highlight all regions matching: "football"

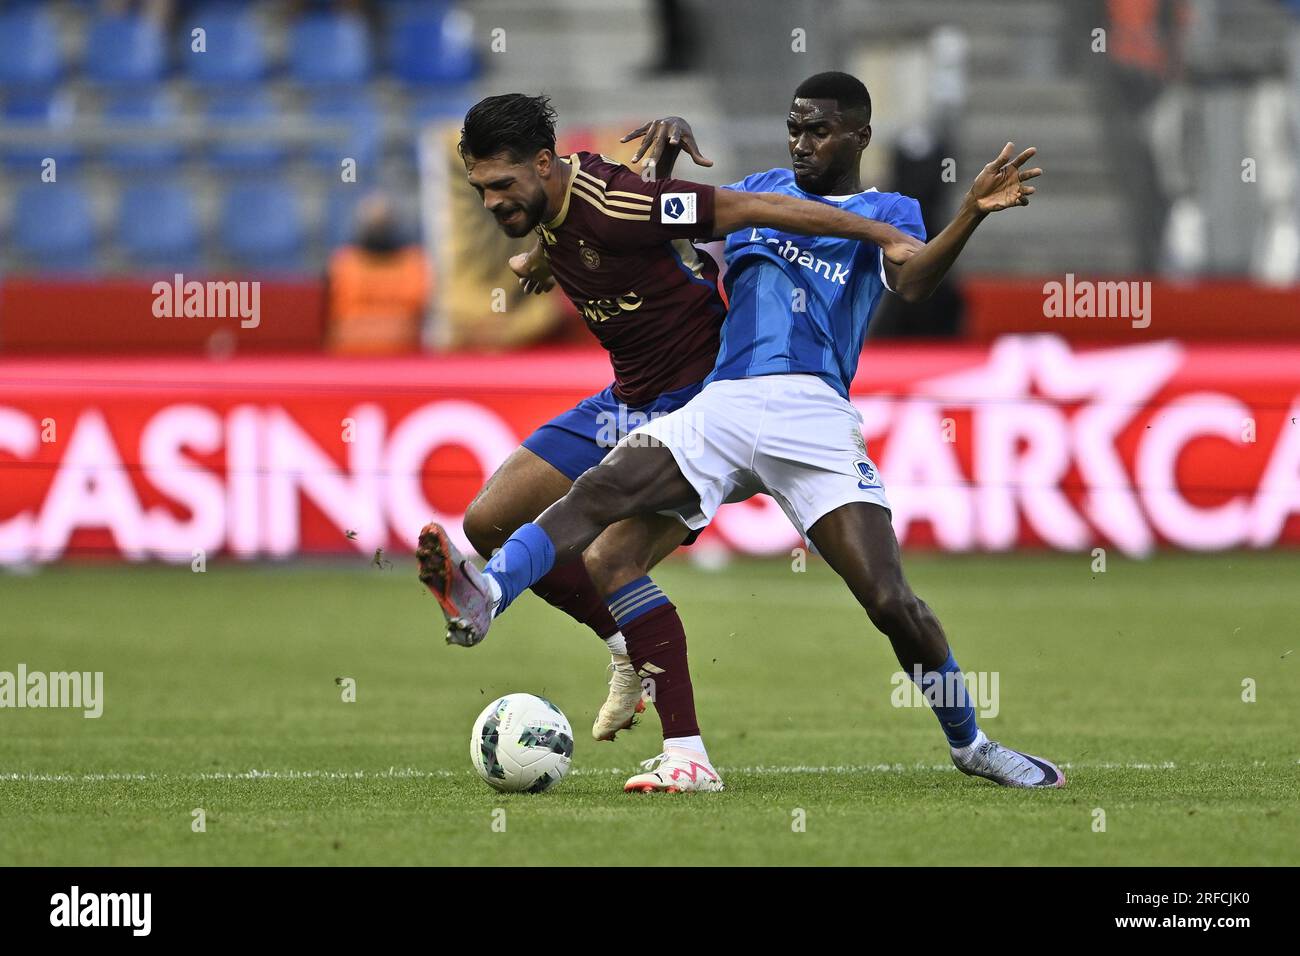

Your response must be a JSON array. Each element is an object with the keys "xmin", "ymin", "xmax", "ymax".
[{"xmin": 470, "ymin": 693, "xmax": 575, "ymax": 794}]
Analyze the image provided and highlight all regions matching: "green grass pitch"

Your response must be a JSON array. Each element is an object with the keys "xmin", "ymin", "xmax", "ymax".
[{"xmin": 1, "ymin": 551, "xmax": 1296, "ymax": 866}]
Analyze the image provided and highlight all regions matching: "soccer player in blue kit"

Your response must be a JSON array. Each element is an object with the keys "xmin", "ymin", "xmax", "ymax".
[{"xmin": 422, "ymin": 72, "xmax": 1065, "ymax": 791}]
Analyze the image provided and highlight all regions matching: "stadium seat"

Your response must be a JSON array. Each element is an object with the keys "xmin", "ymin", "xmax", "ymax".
[
  {"xmin": 220, "ymin": 182, "xmax": 305, "ymax": 271},
  {"xmin": 305, "ymin": 91, "xmax": 380, "ymax": 171},
  {"xmin": 11, "ymin": 183, "xmax": 96, "ymax": 272},
  {"xmin": 117, "ymin": 183, "xmax": 201, "ymax": 269},
  {"xmin": 408, "ymin": 88, "xmax": 477, "ymax": 123},
  {"xmin": 325, "ymin": 188, "xmax": 364, "ymax": 249},
  {"xmin": 181, "ymin": 5, "xmax": 266, "ymax": 86},
  {"xmin": 102, "ymin": 89, "xmax": 185, "ymax": 171},
  {"xmin": 1, "ymin": 91, "xmax": 81, "ymax": 171},
  {"xmin": 290, "ymin": 12, "xmax": 371, "ymax": 85},
  {"xmin": 0, "ymin": 6, "xmax": 62, "ymax": 88},
  {"xmin": 386, "ymin": 3, "xmax": 479, "ymax": 85},
  {"xmin": 84, "ymin": 14, "xmax": 166, "ymax": 85},
  {"xmin": 204, "ymin": 89, "xmax": 286, "ymax": 172}
]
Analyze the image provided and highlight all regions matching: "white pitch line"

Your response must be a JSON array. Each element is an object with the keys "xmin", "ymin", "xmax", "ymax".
[{"xmin": 0, "ymin": 761, "xmax": 1184, "ymax": 785}]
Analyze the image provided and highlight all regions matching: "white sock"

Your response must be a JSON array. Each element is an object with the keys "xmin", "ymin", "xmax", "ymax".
[
  {"xmin": 484, "ymin": 573, "xmax": 503, "ymax": 613},
  {"xmin": 951, "ymin": 729, "xmax": 989, "ymax": 761},
  {"xmin": 604, "ymin": 631, "xmax": 628, "ymax": 655},
  {"xmin": 664, "ymin": 735, "xmax": 709, "ymax": 762}
]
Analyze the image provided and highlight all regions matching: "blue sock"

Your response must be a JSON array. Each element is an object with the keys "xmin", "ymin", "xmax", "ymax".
[
  {"xmin": 911, "ymin": 651, "xmax": 979, "ymax": 748},
  {"xmin": 483, "ymin": 522, "xmax": 556, "ymax": 616},
  {"xmin": 606, "ymin": 576, "xmax": 671, "ymax": 630}
]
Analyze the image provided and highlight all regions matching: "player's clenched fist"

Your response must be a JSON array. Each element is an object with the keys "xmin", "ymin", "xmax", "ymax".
[
  {"xmin": 508, "ymin": 244, "xmax": 555, "ymax": 294},
  {"xmin": 881, "ymin": 231, "xmax": 925, "ymax": 266}
]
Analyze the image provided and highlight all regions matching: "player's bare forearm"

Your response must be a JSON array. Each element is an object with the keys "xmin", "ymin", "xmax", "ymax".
[
  {"xmin": 885, "ymin": 197, "xmax": 984, "ymax": 303},
  {"xmin": 713, "ymin": 189, "xmax": 922, "ymax": 265}
]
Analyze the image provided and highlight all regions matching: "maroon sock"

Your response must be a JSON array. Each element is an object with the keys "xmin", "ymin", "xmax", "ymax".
[
  {"xmin": 620, "ymin": 603, "xmax": 700, "ymax": 739},
  {"xmin": 528, "ymin": 559, "xmax": 619, "ymax": 640}
]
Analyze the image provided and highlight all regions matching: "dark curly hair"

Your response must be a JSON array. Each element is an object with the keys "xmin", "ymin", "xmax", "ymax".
[{"xmin": 459, "ymin": 93, "xmax": 558, "ymax": 163}]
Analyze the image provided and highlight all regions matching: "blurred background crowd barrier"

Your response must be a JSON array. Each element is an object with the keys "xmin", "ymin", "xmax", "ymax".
[{"xmin": 1, "ymin": 0, "xmax": 1299, "ymax": 561}]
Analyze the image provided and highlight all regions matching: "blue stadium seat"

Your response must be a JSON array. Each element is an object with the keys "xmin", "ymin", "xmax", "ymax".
[
  {"xmin": 0, "ymin": 7, "xmax": 62, "ymax": 88},
  {"xmin": 387, "ymin": 3, "xmax": 478, "ymax": 85},
  {"xmin": 204, "ymin": 89, "xmax": 285, "ymax": 172},
  {"xmin": 117, "ymin": 183, "xmax": 201, "ymax": 269},
  {"xmin": 117, "ymin": 182, "xmax": 200, "ymax": 269},
  {"xmin": 84, "ymin": 14, "xmax": 166, "ymax": 85},
  {"xmin": 12, "ymin": 184, "xmax": 96, "ymax": 272},
  {"xmin": 102, "ymin": 89, "xmax": 184, "ymax": 170},
  {"xmin": 325, "ymin": 188, "xmax": 364, "ymax": 249},
  {"xmin": 181, "ymin": 5, "xmax": 266, "ymax": 86},
  {"xmin": 290, "ymin": 12, "xmax": 371, "ymax": 85},
  {"xmin": 305, "ymin": 91, "xmax": 380, "ymax": 171},
  {"xmin": 1, "ymin": 91, "xmax": 81, "ymax": 171},
  {"xmin": 409, "ymin": 88, "xmax": 477, "ymax": 123},
  {"xmin": 220, "ymin": 182, "xmax": 305, "ymax": 271}
]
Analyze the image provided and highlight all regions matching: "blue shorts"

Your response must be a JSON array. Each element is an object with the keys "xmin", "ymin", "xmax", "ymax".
[{"xmin": 523, "ymin": 379, "xmax": 705, "ymax": 480}]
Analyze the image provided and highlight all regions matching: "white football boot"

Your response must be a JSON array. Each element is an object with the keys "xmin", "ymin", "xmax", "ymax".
[
  {"xmin": 624, "ymin": 748, "xmax": 724, "ymax": 793},
  {"xmin": 416, "ymin": 522, "xmax": 493, "ymax": 647},
  {"xmin": 951, "ymin": 731, "xmax": 1066, "ymax": 788},
  {"xmin": 592, "ymin": 654, "xmax": 646, "ymax": 741}
]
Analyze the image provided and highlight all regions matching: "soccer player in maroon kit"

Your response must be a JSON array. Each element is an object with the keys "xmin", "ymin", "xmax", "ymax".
[{"xmin": 424, "ymin": 93, "xmax": 919, "ymax": 791}]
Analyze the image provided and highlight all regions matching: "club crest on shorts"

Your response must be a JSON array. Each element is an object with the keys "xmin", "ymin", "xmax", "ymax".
[{"xmin": 855, "ymin": 459, "xmax": 880, "ymax": 489}]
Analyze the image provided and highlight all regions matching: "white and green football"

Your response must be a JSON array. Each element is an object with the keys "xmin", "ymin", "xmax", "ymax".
[{"xmin": 470, "ymin": 693, "xmax": 574, "ymax": 793}]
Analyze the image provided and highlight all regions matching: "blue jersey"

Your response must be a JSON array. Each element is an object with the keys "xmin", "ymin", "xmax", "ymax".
[{"xmin": 709, "ymin": 168, "xmax": 926, "ymax": 398}]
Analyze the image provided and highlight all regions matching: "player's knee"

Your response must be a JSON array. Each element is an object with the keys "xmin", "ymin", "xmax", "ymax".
[
  {"xmin": 462, "ymin": 498, "xmax": 506, "ymax": 559},
  {"xmin": 569, "ymin": 463, "xmax": 642, "ymax": 524},
  {"xmin": 862, "ymin": 581, "xmax": 920, "ymax": 634},
  {"xmin": 582, "ymin": 538, "xmax": 647, "ymax": 596}
]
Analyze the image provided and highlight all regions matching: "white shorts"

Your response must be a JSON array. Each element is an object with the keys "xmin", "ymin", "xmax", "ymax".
[{"xmin": 618, "ymin": 374, "xmax": 890, "ymax": 541}]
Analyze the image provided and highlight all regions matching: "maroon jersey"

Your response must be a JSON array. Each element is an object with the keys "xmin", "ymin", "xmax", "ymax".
[{"xmin": 538, "ymin": 152, "xmax": 725, "ymax": 405}]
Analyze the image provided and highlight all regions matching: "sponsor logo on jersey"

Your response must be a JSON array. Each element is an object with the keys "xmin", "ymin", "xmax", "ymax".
[
  {"xmin": 661, "ymin": 193, "xmax": 697, "ymax": 224},
  {"xmin": 579, "ymin": 292, "xmax": 642, "ymax": 324},
  {"xmin": 743, "ymin": 229, "xmax": 851, "ymax": 285}
]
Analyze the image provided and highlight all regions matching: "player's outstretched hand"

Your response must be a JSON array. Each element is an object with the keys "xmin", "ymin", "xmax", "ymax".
[
  {"xmin": 620, "ymin": 116, "xmax": 713, "ymax": 173},
  {"xmin": 967, "ymin": 142, "xmax": 1041, "ymax": 214},
  {"xmin": 509, "ymin": 249, "xmax": 555, "ymax": 295}
]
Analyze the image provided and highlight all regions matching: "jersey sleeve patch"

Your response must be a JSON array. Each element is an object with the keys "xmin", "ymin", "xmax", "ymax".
[{"xmin": 660, "ymin": 193, "xmax": 698, "ymax": 225}]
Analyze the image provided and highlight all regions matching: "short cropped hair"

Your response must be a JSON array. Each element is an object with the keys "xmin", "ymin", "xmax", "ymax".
[{"xmin": 793, "ymin": 71, "xmax": 872, "ymax": 124}]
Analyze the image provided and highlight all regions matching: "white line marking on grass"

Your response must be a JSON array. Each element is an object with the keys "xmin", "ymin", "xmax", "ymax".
[{"xmin": 0, "ymin": 761, "xmax": 1179, "ymax": 784}]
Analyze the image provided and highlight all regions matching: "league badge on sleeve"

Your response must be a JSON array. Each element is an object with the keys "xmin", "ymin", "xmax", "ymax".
[{"xmin": 661, "ymin": 193, "xmax": 697, "ymax": 224}]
